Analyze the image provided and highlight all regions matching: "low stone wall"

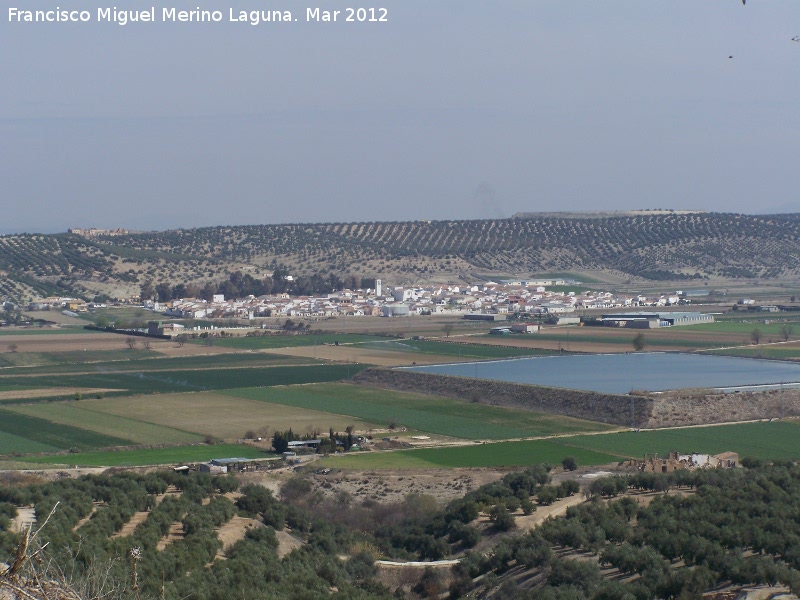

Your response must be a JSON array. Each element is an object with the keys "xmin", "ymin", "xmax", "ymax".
[
  {"xmin": 352, "ymin": 368, "xmax": 654, "ymax": 427},
  {"xmin": 353, "ymin": 368, "xmax": 800, "ymax": 429},
  {"xmin": 644, "ymin": 387, "xmax": 800, "ymax": 428}
]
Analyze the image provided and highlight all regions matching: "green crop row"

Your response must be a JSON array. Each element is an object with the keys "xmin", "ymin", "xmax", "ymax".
[{"xmin": 226, "ymin": 383, "xmax": 614, "ymax": 440}]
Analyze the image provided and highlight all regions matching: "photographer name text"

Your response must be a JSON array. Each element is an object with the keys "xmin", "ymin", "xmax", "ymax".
[{"xmin": 8, "ymin": 6, "xmax": 389, "ymax": 26}]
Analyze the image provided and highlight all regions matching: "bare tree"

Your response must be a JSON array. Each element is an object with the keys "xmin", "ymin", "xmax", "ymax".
[
  {"xmin": 442, "ymin": 322, "xmax": 455, "ymax": 338},
  {"xmin": 125, "ymin": 337, "xmax": 137, "ymax": 350},
  {"xmin": 750, "ymin": 328, "xmax": 762, "ymax": 345},
  {"xmin": 780, "ymin": 324, "xmax": 793, "ymax": 342},
  {"xmin": 7, "ymin": 344, "xmax": 18, "ymax": 353},
  {"xmin": 142, "ymin": 339, "xmax": 151, "ymax": 350},
  {"xmin": 175, "ymin": 333, "xmax": 188, "ymax": 348}
]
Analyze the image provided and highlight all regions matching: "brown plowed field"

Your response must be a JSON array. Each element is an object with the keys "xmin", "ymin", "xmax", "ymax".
[{"xmin": 0, "ymin": 333, "xmax": 241, "ymax": 356}]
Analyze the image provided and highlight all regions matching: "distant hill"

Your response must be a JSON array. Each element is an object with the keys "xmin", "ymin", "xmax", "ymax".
[{"xmin": 3, "ymin": 212, "xmax": 800, "ymax": 302}]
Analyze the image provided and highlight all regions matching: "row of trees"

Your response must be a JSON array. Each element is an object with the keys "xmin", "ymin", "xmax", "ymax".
[{"xmin": 140, "ymin": 268, "xmax": 378, "ymax": 302}]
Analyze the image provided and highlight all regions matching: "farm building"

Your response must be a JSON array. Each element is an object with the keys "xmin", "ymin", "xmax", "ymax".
[
  {"xmin": 464, "ymin": 313, "xmax": 507, "ymax": 322},
  {"xmin": 511, "ymin": 323, "xmax": 540, "ymax": 333},
  {"xmin": 630, "ymin": 451, "xmax": 739, "ymax": 473},
  {"xmin": 600, "ymin": 312, "xmax": 714, "ymax": 329},
  {"xmin": 489, "ymin": 327, "xmax": 511, "ymax": 335}
]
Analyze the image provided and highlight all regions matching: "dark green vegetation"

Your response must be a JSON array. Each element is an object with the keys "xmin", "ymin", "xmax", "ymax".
[
  {"xmin": 4, "ymin": 213, "xmax": 800, "ymax": 302},
  {"xmin": 325, "ymin": 421, "xmax": 800, "ymax": 469},
  {"xmin": 4, "ymin": 462, "xmax": 800, "ymax": 599},
  {"xmin": 0, "ymin": 410, "xmax": 133, "ymax": 453},
  {"xmin": 709, "ymin": 346, "xmax": 800, "ymax": 360},
  {"xmin": 211, "ymin": 333, "xmax": 386, "ymax": 349},
  {"xmin": 324, "ymin": 439, "xmax": 619, "ymax": 469},
  {"xmin": 0, "ymin": 471, "xmax": 396, "ymax": 599},
  {"xmin": 0, "ymin": 364, "xmax": 367, "ymax": 403},
  {"xmin": 459, "ymin": 463, "xmax": 800, "ymax": 599},
  {"xmin": 0, "ymin": 351, "xmax": 310, "ymax": 376},
  {"xmin": 561, "ymin": 421, "xmax": 800, "ymax": 461},
  {"xmin": 363, "ymin": 339, "xmax": 561, "ymax": 358},
  {"xmin": 21, "ymin": 443, "xmax": 270, "ymax": 467},
  {"xmin": 226, "ymin": 383, "xmax": 615, "ymax": 441}
]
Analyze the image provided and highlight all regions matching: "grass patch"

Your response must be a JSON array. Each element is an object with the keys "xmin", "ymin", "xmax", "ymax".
[
  {"xmin": 680, "ymin": 321, "xmax": 800, "ymax": 335},
  {"xmin": 322, "ymin": 440, "xmax": 618, "ymax": 469},
  {"xmin": 0, "ymin": 430, "xmax": 58, "ymax": 455},
  {"xmin": 7, "ymin": 403, "xmax": 203, "ymax": 446},
  {"xmin": 0, "ymin": 327, "xmax": 92, "ymax": 336},
  {"xmin": 0, "ymin": 364, "xmax": 368, "ymax": 399},
  {"xmin": 0, "ymin": 352, "xmax": 311, "ymax": 377},
  {"xmin": 561, "ymin": 421, "xmax": 800, "ymax": 461},
  {"xmin": 23, "ymin": 443, "xmax": 272, "ymax": 467},
  {"xmin": 0, "ymin": 410, "xmax": 134, "ymax": 454},
  {"xmin": 360, "ymin": 339, "xmax": 561, "ymax": 359},
  {"xmin": 707, "ymin": 347, "xmax": 800, "ymax": 360},
  {"xmin": 210, "ymin": 333, "xmax": 387, "ymax": 350},
  {"xmin": 77, "ymin": 392, "xmax": 377, "ymax": 439},
  {"xmin": 226, "ymin": 383, "xmax": 614, "ymax": 440}
]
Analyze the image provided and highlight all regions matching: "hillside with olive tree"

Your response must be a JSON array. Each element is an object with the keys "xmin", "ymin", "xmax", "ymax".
[{"xmin": 3, "ymin": 211, "xmax": 800, "ymax": 302}]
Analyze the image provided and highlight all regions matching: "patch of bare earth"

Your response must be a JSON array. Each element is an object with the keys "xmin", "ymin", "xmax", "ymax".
[
  {"xmin": 513, "ymin": 494, "xmax": 587, "ymax": 530},
  {"xmin": 275, "ymin": 529, "xmax": 303, "ymax": 558},
  {"xmin": 10, "ymin": 506, "xmax": 36, "ymax": 533},
  {"xmin": 309, "ymin": 468, "xmax": 504, "ymax": 504},
  {"xmin": 73, "ymin": 502, "xmax": 106, "ymax": 531},
  {"xmin": 110, "ymin": 510, "xmax": 150, "ymax": 539},
  {"xmin": 213, "ymin": 516, "xmax": 263, "ymax": 559},
  {"xmin": 157, "ymin": 521, "xmax": 185, "ymax": 551}
]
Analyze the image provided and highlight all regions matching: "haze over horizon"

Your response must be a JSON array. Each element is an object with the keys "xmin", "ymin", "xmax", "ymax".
[{"xmin": 2, "ymin": 0, "xmax": 799, "ymax": 235}]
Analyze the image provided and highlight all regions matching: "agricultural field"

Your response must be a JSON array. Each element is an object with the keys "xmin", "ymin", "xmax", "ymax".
[
  {"xmin": 324, "ymin": 420, "xmax": 800, "ymax": 470},
  {"xmin": 0, "ymin": 364, "xmax": 367, "ymax": 403},
  {"xmin": 455, "ymin": 322, "xmax": 781, "ymax": 354},
  {"xmin": 7, "ymin": 402, "xmax": 203, "ymax": 445},
  {"xmin": 680, "ymin": 318, "xmax": 800, "ymax": 335},
  {"xmin": 559, "ymin": 420, "xmax": 800, "ymax": 461},
  {"xmin": 21, "ymin": 443, "xmax": 272, "ymax": 467},
  {"xmin": 0, "ymin": 409, "xmax": 133, "ymax": 452},
  {"xmin": 0, "ymin": 326, "xmax": 92, "ymax": 336},
  {"xmin": 356, "ymin": 339, "xmax": 560, "ymax": 359},
  {"xmin": 64, "ymin": 391, "xmax": 377, "ymax": 440},
  {"xmin": 209, "ymin": 333, "xmax": 388, "ymax": 350},
  {"xmin": 322, "ymin": 439, "xmax": 619, "ymax": 469},
  {"xmin": 708, "ymin": 343, "xmax": 800, "ymax": 360},
  {"xmin": 0, "ymin": 351, "xmax": 311, "ymax": 376},
  {"xmin": 226, "ymin": 383, "xmax": 616, "ymax": 440}
]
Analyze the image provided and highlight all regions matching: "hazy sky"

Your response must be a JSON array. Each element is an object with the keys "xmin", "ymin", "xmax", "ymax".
[{"xmin": 2, "ymin": 0, "xmax": 799, "ymax": 233}]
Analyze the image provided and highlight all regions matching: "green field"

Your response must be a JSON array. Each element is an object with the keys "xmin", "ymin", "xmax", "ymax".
[
  {"xmin": 0, "ymin": 349, "xmax": 154, "ymax": 368},
  {"xmin": 0, "ymin": 410, "xmax": 134, "ymax": 453},
  {"xmin": 358, "ymin": 339, "xmax": 561, "ymax": 359},
  {"xmin": 7, "ymin": 403, "xmax": 203, "ymax": 446},
  {"xmin": 0, "ymin": 430, "xmax": 59, "ymax": 455},
  {"xmin": 226, "ymin": 383, "xmax": 615, "ymax": 440},
  {"xmin": 681, "ymin": 320, "xmax": 800, "ymax": 335},
  {"xmin": 526, "ymin": 332, "xmax": 722, "ymax": 349},
  {"xmin": 708, "ymin": 346, "xmax": 800, "ymax": 360},
  {"xmin": 72, "ymin": 391, "xmax": 377, "ymax": 439},
  {"xmin": 0, "ymin": 351, "xmax": 311, "ymax": 377},
  {"xmin": 0, "ymin": 327, "xmax": 92, "ymax": 336},
  {"xmin": 560, "ymin": 421, "xmax": 800, "ymax": 461},
  {"xmin": 23, "ymin": 443, "xmax": 272, "ymax": 467},
  {"xmin": 323, "ymin": 439, "xmax": 618, "ymax": 469},
  {"xmin": 211, "ymin": 333, "xmax": 387, "ymax": 350},
  {"xmin": 0, "ymin": 364, "xmax": 368, "ymax": 402},
  {"xmin": 322, "ymin": 420, "xmax": 800, "ymax": 469}
]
